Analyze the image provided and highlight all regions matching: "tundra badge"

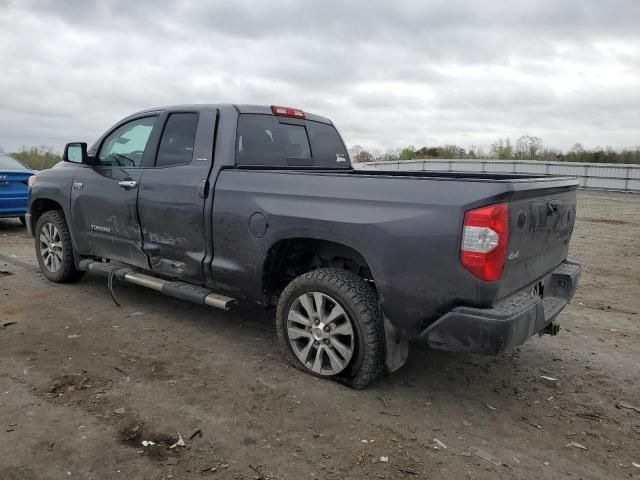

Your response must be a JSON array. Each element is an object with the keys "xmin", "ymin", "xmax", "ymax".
[{"xmin": 90, "ymin": 224, "xmax": 111, "ymax": 233}]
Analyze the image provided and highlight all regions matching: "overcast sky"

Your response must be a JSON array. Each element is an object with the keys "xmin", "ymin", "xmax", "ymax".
[{"xmin": 1, "ymin": 0, "xmax": 639, "ymax": 154}]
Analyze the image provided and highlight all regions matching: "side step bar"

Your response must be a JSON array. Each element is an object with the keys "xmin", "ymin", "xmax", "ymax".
[{"xmin": 78, "ymin": 260, "xmax": 235, "ymax": 310}]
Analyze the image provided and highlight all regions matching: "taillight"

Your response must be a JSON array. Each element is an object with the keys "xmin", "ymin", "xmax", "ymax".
[
  {"xmin": 461, "ymin": 202, "xmax": 509, "ymax": 282},
  {"xmin": 271, "ymin": 105, "xmax": 305, "ymax": 118}
]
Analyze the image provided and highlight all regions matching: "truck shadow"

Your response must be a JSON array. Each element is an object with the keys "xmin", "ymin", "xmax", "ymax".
[
  {"xmin": 0, "ymin": 218, "xmax": 26, "ymax": 232},
  {"xmin": 78, "ymin": 273, "xmax": 555, "ymax": 404}
]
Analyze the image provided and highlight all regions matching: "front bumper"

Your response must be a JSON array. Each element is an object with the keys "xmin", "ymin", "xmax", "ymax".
[{"xmin": 417, "ymin": 259, "xmax": 581, "ymax": 354}]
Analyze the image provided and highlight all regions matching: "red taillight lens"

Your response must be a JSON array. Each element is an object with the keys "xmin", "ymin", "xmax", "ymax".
[
  {"xmin": 271, "ymin": 105, "xmax": 305, "ymax": 118},
  {"xmin": 461, "ymin": 202, "xmax": 509, "ymax": 282}
]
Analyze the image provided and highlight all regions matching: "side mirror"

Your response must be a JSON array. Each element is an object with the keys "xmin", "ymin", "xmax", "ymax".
[{"xmin": 63, "ymin": 142, "xmax": 89, "ymax": 164}]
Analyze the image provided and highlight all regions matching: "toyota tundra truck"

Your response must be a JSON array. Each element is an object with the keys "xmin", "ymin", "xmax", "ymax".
[{"xmin": 26, "ymin": 104, "xmax": 581, "ymax": 388}]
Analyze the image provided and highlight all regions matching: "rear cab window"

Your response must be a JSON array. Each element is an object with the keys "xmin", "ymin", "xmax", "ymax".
[{"xmin": 236, "ymin": 114, "xmax": 349, "ymax": 168}]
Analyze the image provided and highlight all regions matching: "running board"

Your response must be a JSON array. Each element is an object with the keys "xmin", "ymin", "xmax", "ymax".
[{"xmin": 78, "ymin": 260, "xmax": 235, "ymax": 310}]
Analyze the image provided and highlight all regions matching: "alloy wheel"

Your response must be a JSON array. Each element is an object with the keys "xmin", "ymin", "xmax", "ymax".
[
  {"xmin": 39, "ymin": 222, "xmax": 63, "ymax": 272},
  {"xmin": 286, "ymin": 291, "xmax": 355, "ymax": 376}
]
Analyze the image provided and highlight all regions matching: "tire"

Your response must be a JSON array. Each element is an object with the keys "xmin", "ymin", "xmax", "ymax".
[
  {"xmin": 276, "ymin": 268, "xmax": 385, "ymax": 389},
  {"xmin": 35, "ymin": 210, "xmax": 84, "ymax": 283},
  {"xmin": 18, "ymin": 216, "xmax": 26, "ymax": 226}
]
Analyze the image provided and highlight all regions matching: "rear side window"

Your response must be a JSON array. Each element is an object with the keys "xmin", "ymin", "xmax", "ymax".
[
  {"xmin": 236, "ymin": 114, "xmax": 349, "ymax": 167},
  {"xmin": 156, "ymin": 113, "xmax": 199, "ymax": 167}
]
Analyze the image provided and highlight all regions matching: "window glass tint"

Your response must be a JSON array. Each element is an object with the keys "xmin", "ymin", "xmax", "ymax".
[
  {"xmin": 236, "ymin": 115, "xmax": 286, "ymax": 166},
  {"xmin": 99, "ymin": 116, "xmax": 157, "ymax": 167},
  {"xmin": 156, "ymin": 113, "xmax": 198, "ymax": 167},
  {"xmin": 0, "ymin": 153, "xmax": 24, "ymax": 169},
  {"xmin": 235, "ymin": 114, "xmax": 349, "ymax": 168},
  {"xmin": 281, "ymin": 124, "xmax": 311, "ymax": 158},
  {"xmin": 307, "ymin": 121, "xmax": 349, "ymax": 167}
]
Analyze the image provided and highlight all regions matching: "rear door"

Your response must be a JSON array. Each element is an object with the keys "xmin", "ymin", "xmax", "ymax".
[
  {"xmin": 70, "ymin": 115, "xmax": 159, "ymax": 267},
  {"xmin": 136, "ymin": 108, "xmax": 217, "ymax": 283}
]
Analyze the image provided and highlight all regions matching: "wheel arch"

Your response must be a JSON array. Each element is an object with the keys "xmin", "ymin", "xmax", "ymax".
[
  {"xmin": 30, "ymin": 198, "xmax": 65, "ymax": 231},
  {"xmin": 262, "ymin": 237, "xmax": 375, "ymax": 298}
]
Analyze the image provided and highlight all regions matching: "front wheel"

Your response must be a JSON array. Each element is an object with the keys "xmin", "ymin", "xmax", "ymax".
[
  {"xmin": 276, "ymin": 268, "xmax": 385, "ymax": 389},
  {"xmin": 35, "ymin": 210, "xmax": 84, "ymax": 283}
]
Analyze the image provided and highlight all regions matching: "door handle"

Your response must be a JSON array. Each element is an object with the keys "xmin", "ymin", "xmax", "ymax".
[{"xmin": 118, "ymin": 180, "xmax": 138, "ymax": 189}]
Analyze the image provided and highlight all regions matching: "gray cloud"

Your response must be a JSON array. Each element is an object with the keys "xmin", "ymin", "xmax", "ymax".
[{"xmin": 0, "ymin": 0, "xmax": 639, "ymax": 153}]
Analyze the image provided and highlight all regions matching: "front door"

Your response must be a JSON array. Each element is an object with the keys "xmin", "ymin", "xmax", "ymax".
[
  {"xmin": 70, "ymin": 115, "xmax": 159, "ymax": 268},
  {"xmin": 137, "ymin": 108, "xmax": 217, "ymax": 283}
]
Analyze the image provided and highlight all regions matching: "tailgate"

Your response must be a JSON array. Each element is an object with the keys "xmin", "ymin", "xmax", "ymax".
[{"xmin": 498, "ymin": 181, "xmax": 578, "ymax": 299}]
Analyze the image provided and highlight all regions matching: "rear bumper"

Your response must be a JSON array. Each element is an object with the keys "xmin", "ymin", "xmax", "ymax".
[
  {"xmin": 417, "ymin": 259, "xmax": 581, "ymax": 354},
  {"xmin": 0, "ymin": 195, "xmax": 28, "ymax": 214},
  {"xmin": 0, "ymin": 211, "xmax": 27, "ymax": 218}
]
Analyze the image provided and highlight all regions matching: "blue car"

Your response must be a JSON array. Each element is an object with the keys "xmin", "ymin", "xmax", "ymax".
[{"xmin": 0, "ymin": 152, "xmax": 34, "ymax": 225}]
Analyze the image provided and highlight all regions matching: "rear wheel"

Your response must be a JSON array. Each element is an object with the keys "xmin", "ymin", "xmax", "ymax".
[
  {"xmin": 276, "ymin": 268, "xmax": 385, "ymax": 389},
  {"xmin": 35, "ymin": 210, "xmax": 84, "ymax": 283}
]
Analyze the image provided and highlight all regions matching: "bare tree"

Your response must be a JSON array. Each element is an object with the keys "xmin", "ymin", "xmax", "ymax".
[
  {"xmin": 490, "ymin": 138, "xmax": 513, "ymax": 159},
  {"xmin": 354, "ymin": 149, "xmax": 373, "ymax": 163}
]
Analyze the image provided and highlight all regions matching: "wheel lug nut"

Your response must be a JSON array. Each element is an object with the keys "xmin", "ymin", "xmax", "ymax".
[
  {"xmin": 324, "ymin": 339, "xmax": 330, "ymax": 345},
  {"xmin": 314, "ymin": 340, "xmax": 319, "ymax": 346},
  {"xmin": 323, "ymin": 326, "xmax": 330, "ymax": 332},
  {"xmin": 314, "ymin": 320, "xmax": 320, "ymax": 325}
]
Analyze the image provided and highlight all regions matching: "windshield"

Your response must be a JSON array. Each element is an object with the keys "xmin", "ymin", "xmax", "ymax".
[{"xmin": 0, "ymin": 153, "xmax": 27, "ymax": 170}]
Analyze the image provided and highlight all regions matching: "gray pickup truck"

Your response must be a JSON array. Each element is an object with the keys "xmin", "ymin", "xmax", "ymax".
[{"xmin": 26, "ymin": 104, "xmax": 581, "ymax": 388}]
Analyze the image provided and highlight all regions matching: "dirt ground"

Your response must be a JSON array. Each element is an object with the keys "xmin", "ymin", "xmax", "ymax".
[{"xmin": 1, "ymin": 190, "xmax": 639, "ymax": 480}]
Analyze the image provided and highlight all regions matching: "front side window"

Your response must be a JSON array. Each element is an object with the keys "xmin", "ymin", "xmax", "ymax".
[
  {"xmin": 98, "ymin": 116, "xmax": 157, "ymax": 167},
  {"xmin": 156, "ymin": 113, "xmax": 199, "ymax": 167}
]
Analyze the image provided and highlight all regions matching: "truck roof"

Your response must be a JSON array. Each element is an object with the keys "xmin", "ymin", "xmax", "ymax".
[{"xmin": 130, "ymin": 104, "xmax": 333, "ymax": 125}]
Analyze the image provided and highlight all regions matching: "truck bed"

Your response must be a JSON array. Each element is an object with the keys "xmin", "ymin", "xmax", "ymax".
[{"xmin": 213, "ymin": 167, "xmax": 579, "ymax": 336}]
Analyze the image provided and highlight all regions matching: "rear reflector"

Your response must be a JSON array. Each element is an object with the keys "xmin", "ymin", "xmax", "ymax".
[
  {"xmin": 271, "ymin": 105, "xmax": 305, "ymax": 118},
  {"xmin": 461, "ymin": 203, "xmax": 509, "ymax": 282}
]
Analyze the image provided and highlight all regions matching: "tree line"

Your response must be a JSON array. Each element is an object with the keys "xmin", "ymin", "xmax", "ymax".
[
  {"xmin": 3, "ymin": 137, "xmax": 640, "ymax": 170},
  {"xmin": 350, "ymin": 136, "xmax": 640, "ymax": 164}
]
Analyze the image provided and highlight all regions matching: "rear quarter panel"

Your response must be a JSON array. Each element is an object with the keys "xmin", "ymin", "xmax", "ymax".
[
  {"xmin": 210, "ymin": 169, "xmax": 513, "ymax": 335},
  {"xmin": 0, "ymin": 170, "xmax": 31, "ymax": 216}
]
